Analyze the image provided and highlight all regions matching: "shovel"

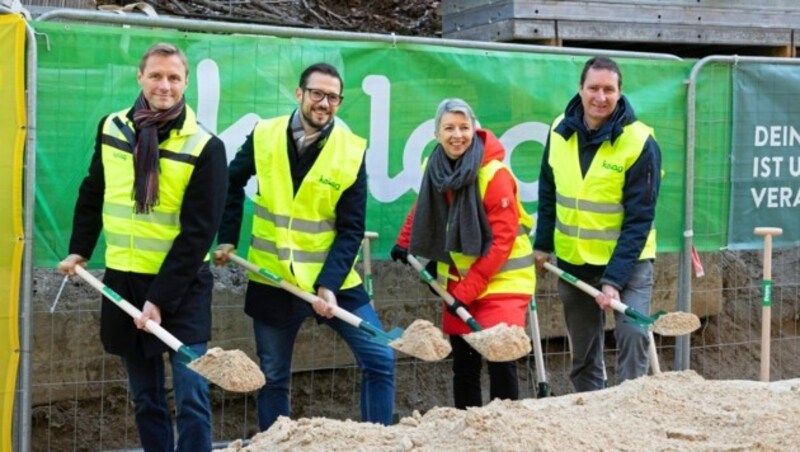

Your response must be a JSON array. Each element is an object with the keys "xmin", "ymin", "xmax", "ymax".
[
  {"xmin": 73, "ymin": 266, "xmax": 265, "ymax": 393},
  {"xmin": 541, "ymin": 262, "xmax": 663, "ymax": 374},
  {"xmin": 226, "ymin": 253, "xmax": 450, "ymax": 362},
  {"xmin": 406, "ymin": 254, "xmax": 532, "ymax": 362},
  {"xmin": 528, "ymin": 296, "xmax": 550, "ymax": 398},
  {"xmin": 542, "ymin": 262, "xmax": 700, "ymax": 337},
  {"xmin": 754, "ymin": 226, "xmax": 783, "ymax": 382}
]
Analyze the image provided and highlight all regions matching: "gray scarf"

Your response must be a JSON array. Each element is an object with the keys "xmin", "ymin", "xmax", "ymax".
[
  {"xmin": 290, "ymin": 109, "xmax": 327, "ymax": 156},
  {"xmin": 409, "ymin": 136, "xmax": 493, "ymax": 262}
]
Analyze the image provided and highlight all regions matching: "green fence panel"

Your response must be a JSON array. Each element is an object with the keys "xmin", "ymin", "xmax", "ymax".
[{"xmin": 730, "ymin": 63, "xmax": 800, "ymax": 249}]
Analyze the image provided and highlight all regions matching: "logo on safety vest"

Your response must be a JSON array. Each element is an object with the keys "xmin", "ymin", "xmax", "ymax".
[
  {"xmin": 602, "ymin": 160, "xmax": 624, "ymax": 173},
  {"xmin": 319, "ymin": 175, "xmax": 341, "ymax": 191},
  {"xmin": 113, "ymin": 151, "xmax": 129, "ymax": 161}
]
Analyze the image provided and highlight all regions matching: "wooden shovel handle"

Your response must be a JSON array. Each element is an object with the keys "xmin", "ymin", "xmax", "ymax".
[
  {"xmin": 406, "ymin": 254, "xmax": 479, "ymax": 329},
  {"xmin": 361, "ymin": 232, "xmax": 377, "ymax": 302},
  {"xmin": 542, "ymin": 262, "xmax": 631, "ymax": 315},
  {"xmin": 754, "ymin": 226, "xmax": 782, "ymax": 382},
  {"xmin": 227, "ymin": 253, "xmax": 363, "ymax": 329},
  {"xmin": 74, "ymin": 266, "xmax": 185, "ymax": 353}
]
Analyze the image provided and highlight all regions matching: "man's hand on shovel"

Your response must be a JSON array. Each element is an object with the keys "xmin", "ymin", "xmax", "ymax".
[
  {"xmin": 595, "ymin": 285, "xmax": 619, "ymax": 312},
  {"xmin": 57, "ymin": 253, "xmax": 87, "ymax": 275},
  {"xmin": 136, "ymin": 301, "xmax": 162, "ymax": 333},
  {"xmin": 314, "ymin": 286, "xmax": 337, "ymax": 319},
  {"xmin": 533, "ymin": 250, "xmax": 550, "ymax": 277},
  {"xmin": 213, "ymin": 243, "xmax": 236, "ymax": 266}
]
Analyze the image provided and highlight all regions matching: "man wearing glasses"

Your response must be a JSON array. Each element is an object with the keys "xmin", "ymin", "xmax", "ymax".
[{"xmin": 214, "ymin": 62, "xmax": 395, "ymax": 431}]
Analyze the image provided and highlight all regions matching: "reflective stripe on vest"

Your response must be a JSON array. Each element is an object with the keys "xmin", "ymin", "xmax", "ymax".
[
  {"xmin": 435, "ymin": 159, "xmax": 536, "ymax": 297},
  {"xmin": 248, "ymin": 116, "xmax": 366, "ymax": 292},
  {"xmin": 549, "ymin": 115, "xmax": 657, "ymax": 266},
  {"xmin": 101, "ymin": 106, "xmax": 211, "ymax": 273}
]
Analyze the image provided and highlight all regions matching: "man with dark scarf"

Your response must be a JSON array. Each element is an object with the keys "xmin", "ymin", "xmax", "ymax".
[
  {"xmin": 391, "ymin": 98, "xmax": 536, "ymax": 409},
  {"xmin": 58, "ymin": 43, "xmax": 227, "ymax": 451}
]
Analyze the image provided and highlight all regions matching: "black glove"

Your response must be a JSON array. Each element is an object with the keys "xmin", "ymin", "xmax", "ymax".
[
  {"xmin": 446, "ymin": 298, "xmax": 467, "ymax": 316},
  {"xmin": 390, "ymin": 245, "xmax": 409, "ymax": 265}
]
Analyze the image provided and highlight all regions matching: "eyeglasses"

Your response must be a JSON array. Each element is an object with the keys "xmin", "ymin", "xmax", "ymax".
[{"xmin": 304, "ymin": 88, "xmax": 343, "ymax": 106}]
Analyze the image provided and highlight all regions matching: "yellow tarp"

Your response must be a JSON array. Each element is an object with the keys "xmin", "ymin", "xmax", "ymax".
[{"xmin": 0, "ymin": 12, "xmax": 26, "ymax": 451}]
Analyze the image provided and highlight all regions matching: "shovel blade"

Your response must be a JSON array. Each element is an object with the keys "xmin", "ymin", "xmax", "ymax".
[
  {"xmin": 650, "ymin": 310, "xmax": 667, "ymax": 320},
  {"xmin": 177, "ymin": 345, "xmax": 201, "ymax": 365},
  {"xmin": 384, "ymin": 327, "xmax": 404, "ymax": 341},
  {"xmin": 370, "ymin": 327, "xmax": 404, "ymax": 344},
  {"xmin": 359, "ymin": 321, "xmax": 405, "ymax": 345}
]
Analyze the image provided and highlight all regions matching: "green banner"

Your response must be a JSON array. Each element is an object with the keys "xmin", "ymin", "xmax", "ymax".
[
  {"xmin": 32, "ymin": 22, "xmax": 688, "ymax": 268},
  {"xmin": 730, "ymin": 64, "xmax": 800, "ymax": 248}
]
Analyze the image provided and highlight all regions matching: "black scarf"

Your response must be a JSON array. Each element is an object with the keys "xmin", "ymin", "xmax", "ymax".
[
  {"xmin": 409, "ymin": 136, "xmax": 493, "ymax": 262},
  {"xmin": 131, "ymin": 92, "xmax": 186, "ymax": 214}
]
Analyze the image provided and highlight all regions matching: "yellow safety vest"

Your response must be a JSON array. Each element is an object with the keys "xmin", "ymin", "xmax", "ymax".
[
  {"xmin": 101, "ymin": 106, "xmax": 211, "ymax": 274},
  {"xmin": 435, "ymin": 160, "xmax": 536, "ymax": 297},
  {"xmin": 549, "ymin": 115, "xmax": 657, "ymax": 266},
  {"xmin": 249, "ymin": 116, "xmax": 366, "ymax": 292}
]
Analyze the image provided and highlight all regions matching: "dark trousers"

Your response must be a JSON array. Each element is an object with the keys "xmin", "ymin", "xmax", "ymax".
[
  {"xmin": 122, "ymin": 343, "xmax": 212, "ymax": 452},
  {"xmin": 450, "ymin": 335, "xmax": 519, "ymax": 409}
]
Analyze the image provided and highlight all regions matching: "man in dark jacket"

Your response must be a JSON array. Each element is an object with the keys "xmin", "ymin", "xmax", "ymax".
[
  {"xmin": 214, "ymin": 62, "xmax": 395, "ymax": 431},
  {"xmin": 58, "ymin": 43, "xmax": 227, "ymax": 451},
  {"xmin": 534, "ymin": 56, "xmax": 662, "ymax": 392}
]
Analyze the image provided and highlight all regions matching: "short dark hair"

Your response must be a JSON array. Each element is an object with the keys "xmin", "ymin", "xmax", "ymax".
[
  {"xmin": 580, "ymin": 56, "xmax": 622, "ymax": 89},
  {"xmin": 299, "ymin": 63, "xmax": 343, "ymax": 93},
  {"xmin": 139, "ymin": 42, "xmax": 189, "ymax": 76}
]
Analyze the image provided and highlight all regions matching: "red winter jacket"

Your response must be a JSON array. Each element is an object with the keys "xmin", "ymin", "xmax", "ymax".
[{"xmin": 396, "ymin": 129, "xmax": 530, "ymax": 335}]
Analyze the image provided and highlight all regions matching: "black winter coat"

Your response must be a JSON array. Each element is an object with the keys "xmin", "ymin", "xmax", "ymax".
[{"xmin": 68, "ymin": 106, "xmax": 227, "ymax": 358}]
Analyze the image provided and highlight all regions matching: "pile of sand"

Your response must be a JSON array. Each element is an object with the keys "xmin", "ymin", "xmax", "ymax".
[{"xmin": 220, "ymin": 371, "xmax": 800, "ymax": 451}]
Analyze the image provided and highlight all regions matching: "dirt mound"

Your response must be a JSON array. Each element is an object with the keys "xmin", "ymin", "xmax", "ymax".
[{"xmin": 219, "ymin": 371, "xmax": 800, "ymax": 451}]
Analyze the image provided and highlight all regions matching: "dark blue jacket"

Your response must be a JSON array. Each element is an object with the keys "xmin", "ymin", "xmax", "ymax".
[
  {"xmin": 217, "ymin": 112, "xmax": 369, "ymax": 325},
  {"xmin": 534, "ymin": 95, "xmax": 661, "ymax": 290}
]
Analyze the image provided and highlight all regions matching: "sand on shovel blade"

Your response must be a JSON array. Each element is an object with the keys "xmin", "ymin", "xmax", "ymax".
[
  {"xmin": 188, "ymin": 347, "xmax": 266, "ymax": 392},
  {"xmin": 389, "ymin": 319, "xmax": 451, "ymax": 361},
  {"xmin": 652, "ymin": 312, "xmax": 701, "ymax": 336},
  {"xmin": 463, "ymin": 323, "xmax": 531, "ymax": 362}
]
